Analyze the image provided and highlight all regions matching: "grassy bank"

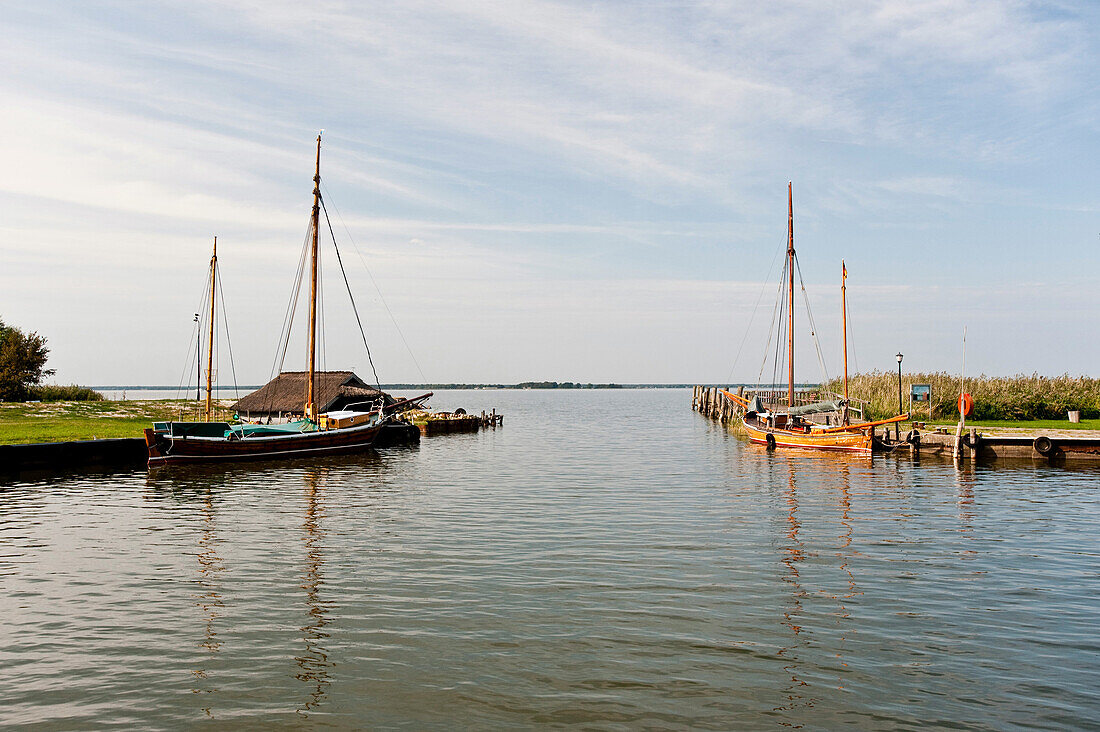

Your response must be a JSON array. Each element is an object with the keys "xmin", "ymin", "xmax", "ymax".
[
  {"xmin": 0, "ymin": 400, "xmax": 234, "ymax": 444},
  {"xmin": 825, "ymin": 372, "xmax": 1100, "ymax": 421},
  {"xmin": 928, "ymin": 418, "xmax": 1100, "ymax": 430}
]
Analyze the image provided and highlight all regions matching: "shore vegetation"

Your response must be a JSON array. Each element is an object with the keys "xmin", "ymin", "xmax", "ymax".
[
  {"xmin": 1, "ymin": 318, "xmax": 103, "ymax": 402},
  {"xmin": 0, "ymin": 400, "xmax": 233, "ymax": 444},
  {"xmin": 826, "ymin": 372, "xmax": 1100, "ymax": 421}
]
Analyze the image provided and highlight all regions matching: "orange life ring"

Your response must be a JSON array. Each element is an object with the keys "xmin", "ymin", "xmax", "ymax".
[{"xmin": 958, "ymin": 393, "xmax": 973, "ymax": 416}]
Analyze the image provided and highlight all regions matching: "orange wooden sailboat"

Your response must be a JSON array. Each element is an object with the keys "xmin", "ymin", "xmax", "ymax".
[{"xmin": 726, "ymin": 184, "xmax": 907, "ymax": 454}]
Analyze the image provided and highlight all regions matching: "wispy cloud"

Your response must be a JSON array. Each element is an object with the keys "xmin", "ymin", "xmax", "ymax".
[{"xmin": 0, "ymin": 0, "xmax": 1096, "ymax": 382}]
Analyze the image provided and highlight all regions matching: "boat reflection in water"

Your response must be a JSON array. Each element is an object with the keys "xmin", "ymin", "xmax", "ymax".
[
  {"xmin": 754, "ymin": 450, "xmax": 866, "ymax": 721},
  {"xmin": 144, "ymin": 458, "xmax": 356, "ymax": 720},
  {"xmin": 773, "ymin": 457, "xmax": 812, "ymax": 717}
]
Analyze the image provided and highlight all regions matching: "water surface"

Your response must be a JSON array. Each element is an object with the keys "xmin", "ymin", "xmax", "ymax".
[{"xmin": 2, "ymin": 389, "xmax": 1099, "ymax": 729}]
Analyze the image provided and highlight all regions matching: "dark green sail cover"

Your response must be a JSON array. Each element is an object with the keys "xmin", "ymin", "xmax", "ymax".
[{"xmin": 225, "ymin": 420, "xmax": 316, "ymax": 438}]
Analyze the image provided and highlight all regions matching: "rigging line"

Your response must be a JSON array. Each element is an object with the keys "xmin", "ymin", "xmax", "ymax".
[
  {"xmin": 270, "ymin": 220, "xmax": 312, "ymax": 379},
  {"xmin": 758, "ymin": 256, "xmax": 784, "ymax": 384},
  {"xmin": 264, "ymin": 220, "xmax": 312, "ymax": 417},
  {"xmin": 320, "ymin": 195, "xmax": 382, "ymax": 390},
  {"xmin": 319, "ymin": 252, "xmax": 326, "ymax": 375},
  {"xmin": 182, "ymin": 281, "xmax": 212, "ymax": 401},
  {"xmin": 758, "ymin": 256, "xmax": 786, "ymax": 385},
  {"xmin": 274, "ymin": 221, "xmax": 313, "ymax": 377},
  {"xmin": 794, "ymin": 255, "xmax": 831, "ymax": 386},
  {"xmin": 320, "ymin": 181, "xmax": 428, "ymax": 383},
  {"xmin": 774, "ymin": 270, "xmax": 786, "ymax": 392},
  {"xmin": 174, "ymin": 304, "xmax": 204, "ymax": 402},
  {"xmin": 845, "ymin": 284, "xmax": 858, "ymax": 375},
  {"xmin": 215, "ymin": 264, "xmax": 242, "ymax": 404},
  {"xmin": 724, "ymin": 238, "xmax": 787, "ymax": 385}
]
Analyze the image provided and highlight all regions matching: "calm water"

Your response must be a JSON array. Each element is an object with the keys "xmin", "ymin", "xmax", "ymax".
[{"xmin": 2, "ymin": 389, "xmax": 1099, "ymax": 729}]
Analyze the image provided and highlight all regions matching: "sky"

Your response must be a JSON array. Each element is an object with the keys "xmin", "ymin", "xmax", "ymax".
[{"xmin": 1, "ymin": 0, "xmax": 1097, "ymax": 387}]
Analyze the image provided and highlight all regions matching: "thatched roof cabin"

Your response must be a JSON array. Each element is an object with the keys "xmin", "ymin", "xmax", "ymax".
[{"xmin": 233, "ymin": 371, "xmax": 393, "ymax": 417}]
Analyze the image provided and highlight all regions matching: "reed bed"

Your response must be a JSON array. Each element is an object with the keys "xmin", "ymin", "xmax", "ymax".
[
  {"xmin": 824, "ymin": 372, "xmax": 1100, "ymax": 421},
  {"xmin": 30, "ymin": 384, "xmax": 104, "ymax": 401}
]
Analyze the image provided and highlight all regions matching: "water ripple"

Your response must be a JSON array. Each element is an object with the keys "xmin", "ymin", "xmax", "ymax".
[{"xmin": 2, "ymin": 389, "xmax": 1099, "ymax": 728}]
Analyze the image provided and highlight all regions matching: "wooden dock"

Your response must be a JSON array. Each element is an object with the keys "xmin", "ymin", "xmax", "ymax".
[
  {"xmin": 406, "ymin": 409, "xmax": 503, "ymax": 436},
  {"xmin": 692, "ymin": 385, "xmax": 1100, "ymax": 464}
]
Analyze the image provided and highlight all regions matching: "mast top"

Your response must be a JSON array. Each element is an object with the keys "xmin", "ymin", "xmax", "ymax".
[{"xmin": 787, "ymin": 181, "xmax": 795, "ymax": 255}]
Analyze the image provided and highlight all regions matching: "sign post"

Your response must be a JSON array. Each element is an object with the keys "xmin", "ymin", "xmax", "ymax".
[{"xmin": 910, "ymin": 384, "xmax": 932, "ymax": 420}]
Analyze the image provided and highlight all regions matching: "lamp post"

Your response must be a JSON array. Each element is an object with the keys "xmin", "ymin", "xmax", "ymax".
[
  {"xmin": 896, "ymin": 352, "xmax": 904, "ymax": 441},
  {"xmin": 195, "ymin": 313, "xmax": 201, "ymax": 401}
]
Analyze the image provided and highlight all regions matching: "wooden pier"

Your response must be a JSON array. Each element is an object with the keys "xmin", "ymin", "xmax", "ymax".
[
  {"xmin": 692, "ymin": 385, "xmax": 1100, "ymax": 464},
  {"xmin": 405, "ymin": 408, "xmax": 503, "ymax": 436},
  {"xmin": 692, "ymin": 385, "xmax": 745, "ymax": 426}
]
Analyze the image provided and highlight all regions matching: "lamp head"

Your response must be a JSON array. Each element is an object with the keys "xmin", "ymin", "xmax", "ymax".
[{"xmin": 896, "ymin": 352, "xmax": 904, "ymax": 364}]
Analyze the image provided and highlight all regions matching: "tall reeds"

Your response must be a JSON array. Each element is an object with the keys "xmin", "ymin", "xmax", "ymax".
[
  {"xmin": 824, "ymin": 372, "xmax": 1100, "ymax": 421},
  {"xmin": 29, "ymin": 384, "xmax": 104, "ymax": 402}
]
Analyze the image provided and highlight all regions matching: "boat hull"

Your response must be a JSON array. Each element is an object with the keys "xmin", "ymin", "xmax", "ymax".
[
  {"xmin": 145, "ymin": 421, "xmax": 384, "ymax": 466},
  {"xmin": 742, "ymin": 417, "xmax": 872, "ymax": 454}
]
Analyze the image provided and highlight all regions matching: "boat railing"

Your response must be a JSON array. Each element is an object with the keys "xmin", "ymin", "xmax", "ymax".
[{"xmin": 742, "ymin": 387, "xmax": 866, "ymax": 423}]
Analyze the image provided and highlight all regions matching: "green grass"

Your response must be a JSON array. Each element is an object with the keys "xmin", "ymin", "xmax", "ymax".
[
  {"xmin": 0, "ymin": 400, "xmax": 234, "ymax": 444},
  {"xmin": 927, "ymin": 418, "xmax": 1100, "ymax": 431}
]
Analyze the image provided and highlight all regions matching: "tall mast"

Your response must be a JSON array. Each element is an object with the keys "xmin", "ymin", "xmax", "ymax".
[
  {"xmin": 841, "ymin": 259, "xmax": 849, "ymax": 425},
  {"xmin": 306, "ymin": 133, "xmax": 322, "ymax": 419},
  {"xmin": 205, "ymin": 237, "xmax": 217, "ymax": 422},
  {"xmin": 787, "ymin": 182, "xmax": 795, "ymax": 408}
]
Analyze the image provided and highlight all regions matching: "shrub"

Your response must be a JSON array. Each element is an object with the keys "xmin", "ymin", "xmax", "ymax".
[{"xmin": 0, "ymin": 318, "xmax": 54, "ymax": 401}]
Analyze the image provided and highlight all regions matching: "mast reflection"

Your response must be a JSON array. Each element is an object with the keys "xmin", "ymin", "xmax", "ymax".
[
  {"xmin": 833, "ymin": 462, "xmax": 859, "ymax": 681},
  {"xmin": 192, "ymin": 489, "xmax": 224, "ymax": 716},
  {"xmin": 296, "ymin": 467, "xmax": 333, "ymax": 716},
  {"xmin": 773, "ymin": 455, "xmax": 812, "ymax": 720},
  {"xmin": 954, "ymin": 463, "xmax": 977, "ymax": 557}
]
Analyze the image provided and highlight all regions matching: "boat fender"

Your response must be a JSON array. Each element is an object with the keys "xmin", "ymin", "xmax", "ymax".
[
  {"xmin": 765, "ymin": 433, "xmax": 777, "ymax": 450},
  {"xmin": 1033, "ymin": 435, "xmax": 1054, "ymax": 456}
]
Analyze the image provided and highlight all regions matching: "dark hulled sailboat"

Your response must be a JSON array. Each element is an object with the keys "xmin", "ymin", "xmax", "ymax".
[{"xmin": 145, "ymin": 134, "xmax": 388, "ymax": 466}]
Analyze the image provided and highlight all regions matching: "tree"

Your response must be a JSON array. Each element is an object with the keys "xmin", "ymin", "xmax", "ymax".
[{"xmin": 0, "ymin": 318, "xmax": 55, "ymax": 401}]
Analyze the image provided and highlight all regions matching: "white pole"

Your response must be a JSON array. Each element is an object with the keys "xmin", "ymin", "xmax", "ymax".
[{"xmin": 954, "ymin": 326, "xmax": 967, "ymax": 459}]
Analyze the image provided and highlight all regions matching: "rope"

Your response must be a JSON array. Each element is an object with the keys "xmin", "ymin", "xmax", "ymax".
[
  {"xmin": 320, "ymin": 195, "xmax": 382, "ymax": 391},
  {"xmin": 270, "ymin": 219, "xmax": 313, "ymax": 380},
  {"xmin": 725, "ymin": 238, "xmax": 786, "ymax": 384},
  {"xmin": 794, "ymin": 255, "xmax": 831, "ymax": 385},
  {"xmin": 318, "ymin": 249, "xmax": 326, "ymax": 375},
  {"xmin": 176, "ymin": 276, "xmax": 211, "ymax": 402},
  {"xmin": 216, "ymin": 264, "xmax": 242, "ymax": 405},
  {"xmin": 757, "ymin": 256, "xmax": 787, "ymax": 386},
  {"xmin": 320, "ymin": 181, "xmax": 428, "ymax": 383},
  {"xmin": 845, "ymin": 282, "xmax": 858, "ymax": 374}
]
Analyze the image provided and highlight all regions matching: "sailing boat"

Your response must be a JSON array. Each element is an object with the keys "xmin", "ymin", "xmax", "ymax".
[
  {"xmin": 145, "ymin": 134, "xmax": 389, "ymax": 466},
  {"xmin": 724, "ymin": 184, "xmax": 907, "ymax": 454}
]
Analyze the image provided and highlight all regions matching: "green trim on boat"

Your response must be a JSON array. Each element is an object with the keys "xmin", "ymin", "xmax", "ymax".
[{"xmin": 225, "ymin": 420, "xmax": 317, "ymax": 438}]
